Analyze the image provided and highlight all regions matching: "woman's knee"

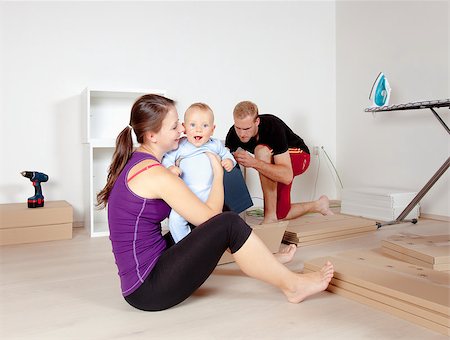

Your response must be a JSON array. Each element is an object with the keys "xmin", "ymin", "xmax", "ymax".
[
  {"xmin": 201, "ymin": 212, "xmax": 240, "ymax": 232},
  {"xmin": 200, "ymin": 212, "xmax": 251, "ymax": 253},
  {"xmin": 214, "ymin": 211, "xmax": 242, "ymax": 226},
  {"xmin": 219, "ymin": 212, "xmax": 252, "ymax": 252}
]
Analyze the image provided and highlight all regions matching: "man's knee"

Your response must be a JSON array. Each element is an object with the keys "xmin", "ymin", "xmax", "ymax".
[
  {"xmin": 276, "ymin": 182, "xmax": 293, "ymax": 219},
  {"xmin": 254, "ymin": 144, "xmax": 272, "ymax": 162},
  {"xmin": 276, "ymin": 206, "xmax": 290, "ymax": 220}
]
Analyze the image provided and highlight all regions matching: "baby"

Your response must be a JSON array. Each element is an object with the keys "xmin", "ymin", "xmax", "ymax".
[{"xmin": 162, "ymin": 103, "xmax": 236, "ymax": 242}]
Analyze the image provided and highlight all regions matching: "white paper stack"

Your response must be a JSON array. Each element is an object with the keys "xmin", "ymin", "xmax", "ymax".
[{"xmin": 341, "ymin": 187, "xmax": 420, "ymax": 221}]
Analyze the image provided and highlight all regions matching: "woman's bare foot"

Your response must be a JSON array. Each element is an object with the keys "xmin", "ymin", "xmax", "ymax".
[
  {"xmin": 283, "ymin": 261, "xmax": 334, "ymax": 303},
  {"xmin": 316, "ymin": 195, "xmax": 334, "ymax": 216},
  {"xmin": 274, "ymin": 244, "xmax": 297, "ymax": 264}
]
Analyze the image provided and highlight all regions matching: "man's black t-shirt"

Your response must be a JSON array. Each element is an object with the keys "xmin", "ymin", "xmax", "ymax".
[{"xmin": 225, "ymin": 114, "xmax": 309, "ymax": 155}]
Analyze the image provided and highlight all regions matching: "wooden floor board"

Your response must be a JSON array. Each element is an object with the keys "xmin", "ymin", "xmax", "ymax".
[
  {"xmin": 1, "ymin": 218, "xmax": 449, "ymax": 339},
  {"xmin": 328, "ymin": 284, "xmax": 450, "ymax": 336},
  {"xmin": 305, "ymin": 249, "xmax": 450, "ymax": 315},
  {"xmin": 382, "ymin": 247, "xmax": 450, "ymax": 271},
  {"xmin": 382, "ymin": 234, "xmax": 450, "ymax": 264}
]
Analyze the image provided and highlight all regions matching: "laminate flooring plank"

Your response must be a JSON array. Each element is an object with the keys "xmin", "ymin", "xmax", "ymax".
[
  {"xmin": 284, "ymin": 225, "xmax": 376, "ymax": 243},
  {"xmin": 287, "ymin": 214, "xmax": 354, "ymax": 226},
  {"xmin": 382, "ymin": 234, "xmax": 450, "ymax": 264},
  {"xmin": 331, "ymin": 276, "xmax": 449, "ymax": 327},
  {"xmin": 382, "ymin": 247, "xmax": 450, "ymax": 271},
  {"xmin": 303, "ymin": 268, "xmax": 449, "ymax": 328},
  {"xmin": 304, "ymin": 250, "xmax": 450, "ymax": 315},
  {"xmin": 286, "ymin": 230, "xmax": 376, "ymax": 247},
  {"xmin": 286, "ymin": 216, "xmax": 376, "ymax": 238},
  {"xmin": 327, "ymin": 284, "xmax": 450, "ymax": 336}
]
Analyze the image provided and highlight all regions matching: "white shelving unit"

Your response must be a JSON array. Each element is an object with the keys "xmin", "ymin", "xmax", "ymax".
[{"xmin": 82, "ymin": 88, "xmax": 165, "ymax": 237}]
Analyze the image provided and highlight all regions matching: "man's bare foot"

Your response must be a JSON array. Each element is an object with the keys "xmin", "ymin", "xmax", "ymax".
[
  {"xmin": 316, "ymin": 195, "xmax": 334, "ymax": 216},
  {"xmin": 274, "ymin": 244, "xmax": 297, "ymax": 264},
  {"xmin": 283, "ymin": 261, "xmax": 334, "ymax": 303},
  {"xmin": 261, "ymin": 215, "xmax": 278, "ymax": 225}
]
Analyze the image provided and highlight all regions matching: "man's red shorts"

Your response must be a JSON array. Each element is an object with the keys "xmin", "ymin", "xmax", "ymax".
[{"xmin": 276, "ymin": 148, "xmax": 310, "ymax": 219}]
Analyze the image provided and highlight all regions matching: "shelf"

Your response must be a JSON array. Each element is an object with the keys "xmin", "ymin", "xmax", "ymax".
[
  {"xmin": 88, "ymin": 139, "xmax": 141, "ymax": 148},
  {"xmin": 83, "ymin": 88, "xmax": 165, "ymax": 144},
  {"xmin": 83, "ymin": 88, "xmax": 165, "ymax": 237},
  {"xmin": 89, "ymin": 139, "xmax": 116, "ymax": 148},
  {"xmin": 91, "ymin": 222, "xmax": 109, "ymax": 237},
  {"xmin": 90, "ymin": 89, "xmax": 164, "ymax": 99}
]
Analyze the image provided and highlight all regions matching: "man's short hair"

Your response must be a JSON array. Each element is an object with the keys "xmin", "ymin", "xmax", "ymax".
[{"xmin": 233, "ymin": 101, "xmax": 259, "ymax": 120}]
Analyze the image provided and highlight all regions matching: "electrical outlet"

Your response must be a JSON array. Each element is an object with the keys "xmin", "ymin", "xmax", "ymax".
[{"xmin": 312, "ymin": 146, "xmax": 319, "ymax": 155}]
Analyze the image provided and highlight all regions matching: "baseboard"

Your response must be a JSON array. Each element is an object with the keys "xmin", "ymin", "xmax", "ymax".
[
  {"xmin": 73, "ymin": 221, "xmax": 84, "ymax": 228},
  {"xmin": 420, "ymin": 213, "xmax": 450, "ymax": 222}
]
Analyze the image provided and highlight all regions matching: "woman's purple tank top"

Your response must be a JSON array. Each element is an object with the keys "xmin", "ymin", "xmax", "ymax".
[{"xmin": 108, "ymin": 152, "xmax": 171, "ymax": 296}]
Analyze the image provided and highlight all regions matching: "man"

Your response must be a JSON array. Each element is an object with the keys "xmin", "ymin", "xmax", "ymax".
[{"xmin": 225, "ymin": 101, "xmax": 333, "ymax": 224}]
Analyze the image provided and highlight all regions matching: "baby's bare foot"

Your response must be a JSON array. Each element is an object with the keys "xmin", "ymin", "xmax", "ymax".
[
  {"xmin": 317, "ymin": 195, "xmax": 334, "ymax": 216},
  {"xmin": 283, "ymin": 261, "xmax": 334, "ymax": 303},
  {"xmin": 274, "ymin": 244, "xmax": 297, "ymax": 264}
]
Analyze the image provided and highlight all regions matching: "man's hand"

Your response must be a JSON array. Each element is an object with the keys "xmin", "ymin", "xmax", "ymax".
[
  {"xmin": 221, "ymin": 158, "xmax": 234, "ymax": 172},
  {"xmin": 168, "ymin": 165, "xmax": 182, "ymax": 177},
  {"xmin": 233, "ymin": 150, "xmax": 259, "ymax": 168}
]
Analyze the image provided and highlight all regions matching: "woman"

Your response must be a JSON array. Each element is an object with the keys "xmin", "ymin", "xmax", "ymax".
[{"xmin": 97, "ymin": 94, "xmax": 333, "ymax": 311}]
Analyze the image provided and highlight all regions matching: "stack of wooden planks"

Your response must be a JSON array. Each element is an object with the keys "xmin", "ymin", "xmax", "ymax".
[
  {"xmin": 304, "ymin": 249, "xmax": 450, "ymax": 336},
  {"xmin": 381, "ymin": 234, "xmax": 450, "ymax": 271},
  {"xmin": 283, "ymin": 214, "xmax": 377, "ymax": 247}
]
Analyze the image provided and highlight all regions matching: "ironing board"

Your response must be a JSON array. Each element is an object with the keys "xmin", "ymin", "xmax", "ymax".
[{"xmin": 364, "ymin": 99, "xmax": 450, "ymax": 228}]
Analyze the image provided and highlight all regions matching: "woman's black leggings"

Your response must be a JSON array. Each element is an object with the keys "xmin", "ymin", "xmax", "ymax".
[{"xmin": 124, "ymin": 211, "xmax": 252, "ymax": 311}]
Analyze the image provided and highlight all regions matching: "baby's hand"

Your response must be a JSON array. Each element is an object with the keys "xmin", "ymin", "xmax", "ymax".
[
  {"xmin": 222, "ymin": 159, "xmax": 234, "ymax": 172},
  {"xmin": 168, "ymin": 165, "xmax": 182, "ymax": 177}
]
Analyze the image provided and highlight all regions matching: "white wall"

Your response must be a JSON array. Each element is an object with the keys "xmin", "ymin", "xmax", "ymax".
[
  {"xmin": 0, "ymin": 2, "xmax": 337, "ymax": 224},
  {"xmin": 336, "ymin": 1, "xmax": 449, "ymax": 217}
]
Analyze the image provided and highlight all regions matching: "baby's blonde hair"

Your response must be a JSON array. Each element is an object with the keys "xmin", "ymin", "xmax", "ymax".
[{"xmin": 184, "ymin": 102, "xmax": 214, "ymax": 122}]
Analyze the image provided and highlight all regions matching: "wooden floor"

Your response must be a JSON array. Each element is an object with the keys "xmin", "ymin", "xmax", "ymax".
[{"xmin": 1, "ymin": 217, "xmax": 449, "ymax": 339}]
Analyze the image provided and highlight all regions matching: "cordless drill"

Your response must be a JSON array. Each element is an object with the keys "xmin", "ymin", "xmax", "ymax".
[{"xmin": 21, "ymin": 171, "xmax": 49, "ymax": 208}]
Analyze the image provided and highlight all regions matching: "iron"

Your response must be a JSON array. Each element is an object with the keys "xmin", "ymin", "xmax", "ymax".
[{"xmin": 369, "ymin": 72, "xmax": 391, "ymax": 107}]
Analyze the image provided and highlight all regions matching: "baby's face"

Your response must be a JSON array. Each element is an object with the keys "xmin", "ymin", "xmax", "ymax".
[{"xmin": 184, "ymin": 108, "xmax": 215, "ymax": 147}]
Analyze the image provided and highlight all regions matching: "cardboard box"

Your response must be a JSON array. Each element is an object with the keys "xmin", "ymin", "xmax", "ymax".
[
  {"xmin": 218, "ymin": 220, "xmax": 288, "ymax": 265},
  {"xmin": 0, "ymin": 200, "xmax": 73, "ymax": 245}
]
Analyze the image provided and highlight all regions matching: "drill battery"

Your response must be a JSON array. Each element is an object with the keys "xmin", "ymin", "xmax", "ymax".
[{"xmin": 21, "ymin": 171, "xmax": 49, "ymax": 208}]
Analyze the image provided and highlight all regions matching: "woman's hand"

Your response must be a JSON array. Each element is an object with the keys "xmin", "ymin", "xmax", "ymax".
[
  {"xmin": 128, "ymin": 159, "xmax": 222, "ymax": 227},
  {"xmin": 168, "ymin": 165, "xmax": 182, "ymax": 177},
  {"xmin": 205, "ymin": 152, "xmax": 224, "ymax": 180}
]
